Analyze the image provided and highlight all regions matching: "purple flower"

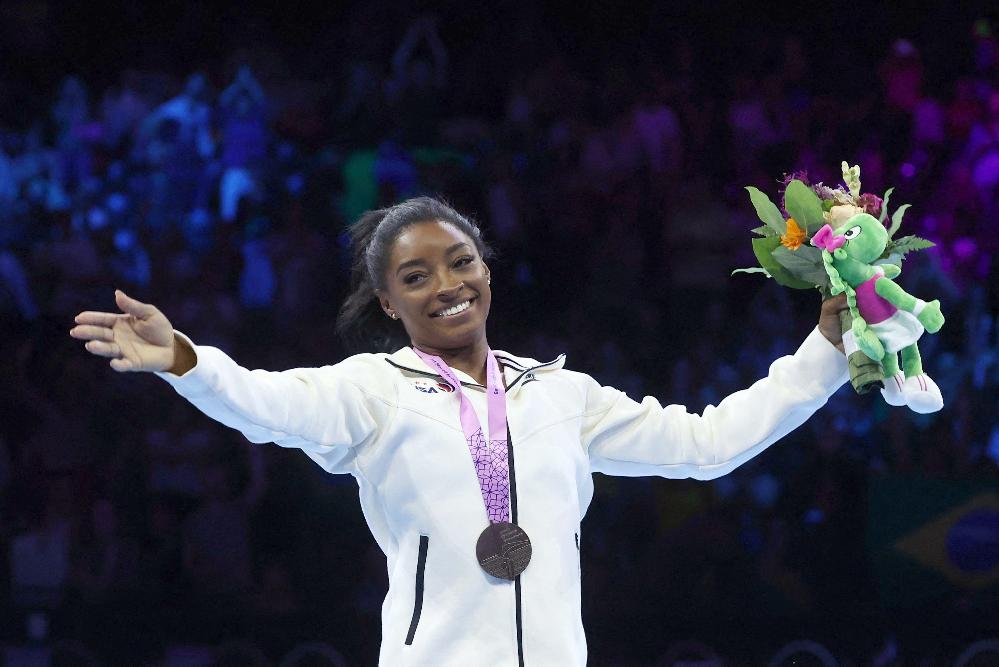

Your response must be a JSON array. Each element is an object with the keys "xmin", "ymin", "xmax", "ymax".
[
  {"xmin": 781, "ymin": 170, "xmax": 810, "ymax": 189},
  {"xmin": 857, "ymin": 192, "xmax": 883, "ymax": 218}
]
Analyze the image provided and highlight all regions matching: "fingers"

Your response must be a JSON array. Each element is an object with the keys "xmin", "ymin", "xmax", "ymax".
[
  {"xmin": 115, "ymin": 289, "xmax": 156, "ymax": 319},
  {"xmin": 822, "ymin": 293, "xmax": 848, "ymax": 309},
  {"xmin": 109, "ymin": 358, "xmax": 134, "ymax": 372},
  {"xmin": 83, "ymin": 339, "xmax": 121, "ymax": 358},
  {"xmin": 74, "ymin": 311, "xmax": 124, "ymax": 327},
  {"xmin": 69, "ymin": 324, "xmax": 114, "ymax": 342}
]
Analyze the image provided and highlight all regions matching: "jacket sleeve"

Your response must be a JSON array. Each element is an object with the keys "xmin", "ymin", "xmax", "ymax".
[
  {"xmin": 581, "ymin": 327, "xmax": 849, "ymax": 479},
  {"xmin": 154, "ymin": 331, "xmax": 394, "ymax": 474}
]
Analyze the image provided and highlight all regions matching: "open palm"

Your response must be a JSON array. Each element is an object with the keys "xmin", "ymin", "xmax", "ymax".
[{"xmin": 70, "ymin": 290, "xmax": 176, "ymax": 372}]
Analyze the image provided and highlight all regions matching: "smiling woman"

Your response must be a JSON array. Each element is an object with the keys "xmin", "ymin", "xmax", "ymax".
[
  {"xmin": 70, "ymin": 195, "xmax": 853, "ymax": 666},
  {"xmin": 335, "ymin": 197, "xmax": 495, "ymax": 367},
  {"xmin": 374, "ymin": 218, "xmax": 492, "ymax": 384}
]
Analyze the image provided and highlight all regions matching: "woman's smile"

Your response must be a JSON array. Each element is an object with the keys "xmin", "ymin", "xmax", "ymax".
[{"xmin": 431, "ymin": 297, "xmax": 477, "ymax": 319}]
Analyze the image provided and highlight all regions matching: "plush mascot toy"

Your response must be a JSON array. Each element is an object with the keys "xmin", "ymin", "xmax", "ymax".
[
  {"xmin": 813, "ymin": 212, "xmax": 944, "ymax": 413},
  {"xmin": 736, "ymin": 161, "xmax": 945, "ymax": 413}
]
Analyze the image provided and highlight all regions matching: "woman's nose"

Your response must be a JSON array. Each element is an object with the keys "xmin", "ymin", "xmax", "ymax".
[{"xmin": 437, "ymin": 281, "xmax": 465, "ymax": 299}]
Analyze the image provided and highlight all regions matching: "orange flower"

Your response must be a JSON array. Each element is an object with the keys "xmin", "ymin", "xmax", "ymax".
[{"xmin": 780, "ymin": 218, "xmax": 806, "ymax": 250}]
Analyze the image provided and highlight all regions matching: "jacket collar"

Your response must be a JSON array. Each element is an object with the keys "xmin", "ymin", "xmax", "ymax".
[{"xmin": 385, "ymin": 346, "xmax": 565, "ymax": 392}]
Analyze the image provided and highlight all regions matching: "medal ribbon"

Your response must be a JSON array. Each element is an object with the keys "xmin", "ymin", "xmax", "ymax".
[{"xmin": 412, "ymin": 347, "xmax": 510, "ymax": 524}]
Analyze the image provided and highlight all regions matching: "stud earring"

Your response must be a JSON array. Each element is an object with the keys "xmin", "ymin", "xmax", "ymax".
[{"xmin": 389, "ymin": 312, "xmax": 398, "ymax": 319}]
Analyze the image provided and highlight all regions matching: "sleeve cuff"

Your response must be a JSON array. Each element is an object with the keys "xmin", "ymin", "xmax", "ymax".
[
  {"xmin": 793, "ymin": 326, "xmax": 851, "ymax": 397},
  {"xmin": 153, "ymin": 330, "xmax": 213, "ymax": 396}
]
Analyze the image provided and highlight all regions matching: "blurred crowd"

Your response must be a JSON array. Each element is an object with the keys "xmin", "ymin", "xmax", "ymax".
[{"xmin": 2, "ymin": 5, "xmax": 999, "ymax": 665}]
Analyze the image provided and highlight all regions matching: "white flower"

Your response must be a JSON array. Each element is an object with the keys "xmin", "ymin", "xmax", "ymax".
[
  {"xmin": 841, "ymin": 161, "xmax": 862, "ymax": 200},
  {"xmin": 823, "ymin": 203, "xmax": 865, "ymax": 226}
]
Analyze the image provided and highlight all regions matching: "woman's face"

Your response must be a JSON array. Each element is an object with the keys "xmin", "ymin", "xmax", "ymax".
[{"xmin": 377, "ymin": 220, "xmax": 491, "ymax": 352}]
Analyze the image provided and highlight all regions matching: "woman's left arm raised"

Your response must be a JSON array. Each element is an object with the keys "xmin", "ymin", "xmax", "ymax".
[{"xmin": 581, "ymin": 296, "xmax": 849, "ymax": 479}]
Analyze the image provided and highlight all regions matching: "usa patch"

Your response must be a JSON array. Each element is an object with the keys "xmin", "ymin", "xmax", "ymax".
[{"xmin": 411, "ymin": 378, "xmax": 440, "ymax": 394}]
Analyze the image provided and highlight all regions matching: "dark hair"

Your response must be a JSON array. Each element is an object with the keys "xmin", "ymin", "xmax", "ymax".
[{"xmin": 335, "ymin": 196, "xmax": 495, "ymax": 353}]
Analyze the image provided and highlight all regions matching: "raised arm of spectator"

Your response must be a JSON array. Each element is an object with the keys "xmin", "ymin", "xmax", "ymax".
[
  {"xmin": 390, "ymin": 19, "xmax": 426, "ymax": 85},
  {"xmin": 220, "ymin": 66, "xmax": 266, "ymax": 111},
  {"xmin": 423, "ymin": 17, "xmax": 449, "ymax": 89}
]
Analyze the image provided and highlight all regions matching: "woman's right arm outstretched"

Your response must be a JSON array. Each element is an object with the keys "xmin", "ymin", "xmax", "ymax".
[{"xmin": 71, "ymin": 290, "xmax": 393, "ymax": 474}]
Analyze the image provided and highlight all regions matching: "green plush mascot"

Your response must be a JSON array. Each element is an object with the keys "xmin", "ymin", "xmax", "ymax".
[{"xmin": 813, "ymin": 212, "xmax": 944, "ymax": 413}]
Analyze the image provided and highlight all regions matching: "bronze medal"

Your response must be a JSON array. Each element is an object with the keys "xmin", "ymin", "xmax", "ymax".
[{"xmin": 476, "ymin": 521, "xmax": 532, "ymax": 580}]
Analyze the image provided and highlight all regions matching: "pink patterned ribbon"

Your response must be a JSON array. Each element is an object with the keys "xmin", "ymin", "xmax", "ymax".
[{"xmin": 412, "ymin": 347, "xmax": 510, "ymax": 524}]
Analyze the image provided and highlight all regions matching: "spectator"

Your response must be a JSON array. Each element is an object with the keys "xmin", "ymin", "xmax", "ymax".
[
  {"xmin": 69, "ymin": 498, "xmax": 141, "ymax": 604},
  {"xmin": 218, "ymin": 66, "xmax": 269, "ymax": 222},
  {"xmin": 384, "ymin": 15, "xmax": 449, "ymax": 143},
  {"xmin": 181, "ymin": 444, "xmax": 265, "ymax": 598}
]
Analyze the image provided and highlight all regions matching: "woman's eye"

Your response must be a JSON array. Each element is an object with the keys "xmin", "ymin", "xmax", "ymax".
[
  {"xmin": 404, "ymin": 273, "xmax": 425, "ymax": 284},
  {"xmin": 454, "ymin": 256, "xmax": 473, "ymax": 268},
  {"xmin": 843, "ymin": 226, "xmax": 862, "ymax": 240}
]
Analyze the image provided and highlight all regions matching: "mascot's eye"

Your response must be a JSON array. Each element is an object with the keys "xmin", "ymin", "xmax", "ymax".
[{"xmin": 843, "ymin": 226, "xmax": 862, "ymax": 240}]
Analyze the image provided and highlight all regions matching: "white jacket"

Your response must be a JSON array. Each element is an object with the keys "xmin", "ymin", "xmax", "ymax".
[{"xmin": 156, "ymin": 327, "xmax": 848, "ymax": 666}]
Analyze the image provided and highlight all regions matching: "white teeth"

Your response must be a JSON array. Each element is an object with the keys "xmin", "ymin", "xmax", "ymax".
[{"xmin": 435, "ymin": 300, "xmax": 472, "ymax": 317}]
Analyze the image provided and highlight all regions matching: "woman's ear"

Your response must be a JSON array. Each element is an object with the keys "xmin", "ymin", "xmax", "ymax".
[
  {"xmin": 374, "ymin": 289, "xmax": 394, "ymax": 318},
  {"xmin": 482, "ymin": 261, "xmax": 491, "ymax": 284}
]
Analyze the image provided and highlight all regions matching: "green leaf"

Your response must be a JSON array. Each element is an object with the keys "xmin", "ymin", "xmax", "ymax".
[
  {"xmin": 879, "ymin": 187, "xmax": 894, "ymax": 224},
  {"xmin": 772, "ymin": 245, "xmax": 831, "ymax": 288},
  {"xmin": 731, "ymin": 267, "xmax": 773, "ymax": 277},
  {"xmin": 751, "ymin": 237, "xmax": 815, "ymax": 289},
  {"xmin": 877, "ymin": 249, "xmax": 908, "ymax": 266},
  {"xmin": 751, "ymin": 225, "xmax": 776, "ymax": 237},
  {"xmin": 745, "ymin": 187, "xmax": 787, "ymax": 235},
  {"xmin": 886, "ymin": 234, "xmax": 935, "ymax": 259},
  {"xmin": 783, "ymin": 180, "xmax": 824, "ymax": 234},
  {"xmin": 886, "ymin": 203, "xmax": 910, "ymax": 239},
  {"xmin": 848, "ymin": 351, "xmax": 885, "ymax": 394}
]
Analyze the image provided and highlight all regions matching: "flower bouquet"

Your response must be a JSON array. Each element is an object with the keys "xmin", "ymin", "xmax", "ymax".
[{"xmin": 734, "ymin": 162, "xmax": 936, "ymax": 394}]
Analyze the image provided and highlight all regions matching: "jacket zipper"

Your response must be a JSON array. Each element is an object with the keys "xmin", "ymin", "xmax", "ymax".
[
  {"xmin": 507, "ymin": 424, "xmax": 525, "ymax": 667},
  {"xmin": 404, "ymin": 535, "xmax": 429, "ymax": 646},
  {"xmin": 575, "ymin": 532, "xmax": 580, "ymax": 577},
  {"xmin": 386, "ymin": 359, "xmax": 486, "ymax": 389},
  {"xmin": 505, "ymin": 356, "xmax": 564, "ymax": 390},
  {"xmin": 388, "ymin": 358, "xmax": 537, "ymax": 663}
]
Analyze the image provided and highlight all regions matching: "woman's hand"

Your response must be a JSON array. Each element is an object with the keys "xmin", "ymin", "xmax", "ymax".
[
  {"xmin": 70, "ymin": 290, "xmax": 181, "ymax": 373},
  {"xmin": 818, "ymin": 293, "xmax": 849, "ymax": 354}
]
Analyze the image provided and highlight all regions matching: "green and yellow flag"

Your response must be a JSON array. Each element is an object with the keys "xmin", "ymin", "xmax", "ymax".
[{"xmin": 868, "ymin": 476, "xmax": 999, "ymax": 607}]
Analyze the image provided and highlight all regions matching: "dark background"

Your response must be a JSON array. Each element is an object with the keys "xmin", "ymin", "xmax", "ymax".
[{"xmin": 1, "ymin": 1, "xmax": 998, "ymax": 665}]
